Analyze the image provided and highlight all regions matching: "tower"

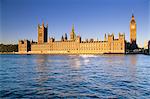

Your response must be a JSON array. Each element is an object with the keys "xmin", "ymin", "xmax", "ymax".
[
  {"xmin": 70, "ymin": 24, "xmax": 76, "ymax": 41},
  {"xmin": 130, "ymin": 14, "xmax": 136, "ymax": 44},
  {"xmin": 38, "ymin": 22, "xmax": 48, "ymax": 44}
]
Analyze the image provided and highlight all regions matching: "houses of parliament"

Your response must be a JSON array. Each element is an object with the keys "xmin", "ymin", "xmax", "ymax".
[{"xmin": 18, "ymin": 14, "xmax": 137, "ymax": 54}]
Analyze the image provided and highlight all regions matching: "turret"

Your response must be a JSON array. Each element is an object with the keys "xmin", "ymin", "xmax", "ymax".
[
  {"xmin": 76, "ymin": 35, "xmax": 81, "ymax": 43},
  {"xmin": 49, "ymin": 37, "xmax": 55, "ymax": 43},
  {"xmin": 119, "ymin": 33, "xmax": 125, "ymax": 41},
  {"xmin": 104, "ymin": 33, "xmax": 107, "ymax": 41},
  {"xmin": 108, "ymin": 33, "xmax": 114, "ymax": 42},
  {"xmin": 61, "ymin": 35, "xmax": 64, "ymax": 41},
  {"xmin": 42, "ymin": 21, "xmax": 45, "ymax": 28},
  {"xmin": 64, "ymin": 33, "xmax": 67, "ymax": 41},
  {"xmin": 119, "ymin": 33, "xmax": 125, "ymax": 52}
]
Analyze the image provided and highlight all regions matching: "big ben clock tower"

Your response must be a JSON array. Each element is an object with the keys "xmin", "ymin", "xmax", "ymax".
[{"xmin": 130, "ymin": 14, "xmax": 136, "ymax": 45}]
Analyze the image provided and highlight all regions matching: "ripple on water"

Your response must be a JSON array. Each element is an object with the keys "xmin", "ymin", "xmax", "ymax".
[{"xmin": 0, "ymin": 54, "xmax": 150, "ymax": 98}]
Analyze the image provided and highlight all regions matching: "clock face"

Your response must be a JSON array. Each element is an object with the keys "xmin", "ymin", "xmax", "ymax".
[{"xmin": 131, "ymin": 25, "xmax": 135, "ymax": 29}]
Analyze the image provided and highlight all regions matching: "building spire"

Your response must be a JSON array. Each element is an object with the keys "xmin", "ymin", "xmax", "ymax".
[
  {"xmin": 104, "ymin": 33, "xmax": 107, "ymax": 41},
  {"xmin": 65, "ymin": 33, "xmax": 67, "ymax": 40},
  {"xmin": 132, "ymin": 13, "xmax": 134, "ymax": 18},
  {"xmin": 61, "ymin": 35, "xmax": 64, "ymax": 41},
  {"xmin": 131, "ymin": 9, "xmax": 134, "ymax": 19},
  {"xmin": 42, "ymin": 21, "xmax": 44, "ymax": 27},
  {"xmin": 72, "ymin": 24, "xmax": 74, "ymax": 32},
  {"xmin": 70, "ymin": 24, "xmax": 76, "ymax": 41}
]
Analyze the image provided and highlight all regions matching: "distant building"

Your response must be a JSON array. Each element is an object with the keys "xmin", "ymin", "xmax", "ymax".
[
  {"xmin": 18, "ymin": 23, "xmax": 125, "ymax": 54},
  {"xmin": 144, "ymin": 40, "xmax": 148, "ymax": 49}
]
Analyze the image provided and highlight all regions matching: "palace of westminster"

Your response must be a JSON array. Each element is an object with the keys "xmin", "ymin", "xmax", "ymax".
[{"xmin": 18, "ymin": 14, "xmax": 137, "ymax": 54}]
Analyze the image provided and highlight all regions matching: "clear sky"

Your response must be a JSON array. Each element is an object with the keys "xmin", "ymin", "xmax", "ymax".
[{"xmin": 0, "ymin": 0, "xmax": 150, "ymax": 47}]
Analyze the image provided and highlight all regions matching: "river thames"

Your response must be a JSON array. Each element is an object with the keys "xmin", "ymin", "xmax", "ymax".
[{"xmin": 0, "ymin": 54, "xmax": 150, "ymax": 98}]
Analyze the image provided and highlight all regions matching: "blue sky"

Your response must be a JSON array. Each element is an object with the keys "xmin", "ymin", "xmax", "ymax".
[{"xmin": 0, "ymin": 0, "xmax": 150, "ymax": 46}]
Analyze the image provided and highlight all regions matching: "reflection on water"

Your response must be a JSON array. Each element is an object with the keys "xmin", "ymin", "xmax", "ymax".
[
  {"xmin": 130, "ymin": 55, "xmax": 137, "ymax": 65},
  {"xmin": 128, "ymin": 55, "xmax": 137, "ymax": 81},
  {"xmin": 0, "ymin": 54, "xmax": 150, "ymax": 98},
  {"xmin": 69, "ymin": 56, "xmax": 81, "ymax": 69},
  {"xmin": 35, "ymin": 55, "xmax": 49, "ymax": 83}
]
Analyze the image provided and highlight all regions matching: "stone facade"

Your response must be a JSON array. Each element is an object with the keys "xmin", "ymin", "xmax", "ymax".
[
  {"xmin": 18, "ymin": 40, "xmax": 31, "ymax": 53},
  {"xmin": 18, "ymin": 23, "xmax": 125, "ymax": 54},
  {"xmin": 38, "ymin": 22, "xmax": 48, "ymax": 44},
  {"xmin": 130, "ymin": 14, "xmax": 137, "ymax": 49},
  {"xmin": 130, "ymin": 14, "xmax": 136, "ymax": 44},
  {"xmin": 21, "ymin": 12, "xmax": 142, "ymax": 54}
]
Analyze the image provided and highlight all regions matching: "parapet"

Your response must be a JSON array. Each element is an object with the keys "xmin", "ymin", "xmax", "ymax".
[{"xmin": 19, "ymin": 39, "xmax": 30, "ymax": 44}]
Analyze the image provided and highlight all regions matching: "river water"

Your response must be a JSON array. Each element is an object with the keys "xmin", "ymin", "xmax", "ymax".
[{"xmin": 0, "ymin": 54, "xmax": 150, "ymax": 98}]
